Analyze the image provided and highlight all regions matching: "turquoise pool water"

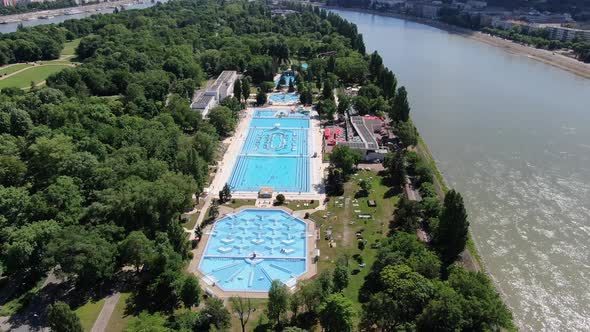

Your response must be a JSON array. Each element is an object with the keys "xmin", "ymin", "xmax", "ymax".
[
  {"xmin": 242, "ymin": 128, "xmax": 308, "ymax": 156},
  {"xmin": 198, "ymin": 209, "xmax": 308, "ymax": 292},
  {"xmin": 269, "ymin": 93, "xmax": 300, "ymax": 104},
  {"xmin": 250, "ymin": 117, "xmax": 309, "ymax": 129},
  {"xmin": 229, "ymin": 156, "xmax": 309, "ymax": 192},
  {"xmin": 254, "ymin": 109, "xmax": 309, "ymax": 118},
  {"xmin": 228, "ymin": 111, "xmax": 311, "ymax": 192}
]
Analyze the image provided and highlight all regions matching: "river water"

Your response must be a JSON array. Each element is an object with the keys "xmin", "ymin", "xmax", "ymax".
[
  {"xmin": 0, "ymin": 1, "xmax": 163, "ymax": 34},
  {"xmin": 330, "ymin": 8, "xmax": 590, "ymax": 332}
]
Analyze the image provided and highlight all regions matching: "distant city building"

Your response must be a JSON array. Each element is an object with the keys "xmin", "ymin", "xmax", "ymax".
[
  {"xmin": 542, "ymin": 25, "xmax": 590, "ymax": 42},
  {"xmin": 190, "ymin": 70, "xmax": 238, "ymax": 117},
  {"xmin": 466, "ymin": 0, "xmax": 487, "ymax": 9},
  {"xmin": 405, "ymin": 1, "xmax": 442, "ymax": 20}
]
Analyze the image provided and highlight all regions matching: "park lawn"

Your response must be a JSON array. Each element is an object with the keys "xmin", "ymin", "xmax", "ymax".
[
  {"xmin": 0, "ymin": 65, "xmax": 71, "ymax": 89},
  {"xmin": 310, "ymin": 170, "xmax": 399, "ymax": 315},
  {"xmin": 182, "ymin": 211, "xmax": 200, "ymax": 230},
  {"xmin": 0, "ymin": 63, "xmax": 32, "ymax": 76},
  {"xmin": 105, "ymin": 293, "xmax": 132, "ymax": 332},
  {"xmin": 182, "ymin": 200, "xmax": 206, "ymax": 229},
  {"xmin": 39, "ymin": 59, "xmax": 77, "ymax": 65},
  {"xmin": 283, "ymin": 199, "xmax": 319, "ymax": 211},
  {"xmin": 75, "ymin": 298, "xmax": 106, "ymax": 332},
  {"xmin": 226, "ymin": 199, "xmax": 256, "ymax": 209},
  {"xmin": 62, "ymin": 38, "xmax": 81, "ymax": 56}
]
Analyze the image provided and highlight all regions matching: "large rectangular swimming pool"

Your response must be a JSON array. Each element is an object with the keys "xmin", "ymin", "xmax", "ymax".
[{"xmin": 228, "ymin": 110, "xmax": 312, "ymax": 193}]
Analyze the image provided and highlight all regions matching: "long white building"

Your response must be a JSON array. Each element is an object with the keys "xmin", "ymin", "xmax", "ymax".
[{"xmin": 190, "ymin": 70, "xmax": 238, "ymax": 117}]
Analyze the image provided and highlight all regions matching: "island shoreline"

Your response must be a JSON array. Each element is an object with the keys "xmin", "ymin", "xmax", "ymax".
[{"xmin": 324, "ymin": 6, "xmax": 590, "ymax": 79}]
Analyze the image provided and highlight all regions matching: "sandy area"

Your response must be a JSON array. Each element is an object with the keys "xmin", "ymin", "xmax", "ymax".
[{"xmin": 325, "ymin": 7, "xmax": 590, "ymax": 79}]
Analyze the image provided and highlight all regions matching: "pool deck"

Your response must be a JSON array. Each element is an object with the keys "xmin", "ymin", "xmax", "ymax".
[{"xmin": 189, "ymin": 206, "xmax": 318, "ymax": 299}]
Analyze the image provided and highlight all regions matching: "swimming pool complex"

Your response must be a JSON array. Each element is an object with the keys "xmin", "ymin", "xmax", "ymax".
[
  {"xmin": 228, "ymin": 110, "xmax": 311, "ymax": 192},
  {"xmin": 198, "ymin": 209, "xmax": 308, "ymax": 292},
  {"xmin": 269, "ymin": 93, "xmax": 300, "ymax": 104}
]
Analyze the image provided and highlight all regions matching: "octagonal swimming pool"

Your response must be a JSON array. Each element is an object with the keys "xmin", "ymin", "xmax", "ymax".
[{"xmin": 198, "ymin": 209, "xmax": 308, "ymax": 292}]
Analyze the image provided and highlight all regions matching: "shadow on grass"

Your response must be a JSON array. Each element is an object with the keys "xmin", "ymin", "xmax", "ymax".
[{"xmin": 384, "ymin": 186, "xmax": 402, "ymax": 199}]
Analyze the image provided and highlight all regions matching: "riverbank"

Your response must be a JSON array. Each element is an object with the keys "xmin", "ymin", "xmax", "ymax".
[
  {"xmin": 0, "ymin": 0, "xmax": 142, "ymax": 24},
  {"xmin": 325, "ymin": 6, "xmax": 590, "ymax": 79}
]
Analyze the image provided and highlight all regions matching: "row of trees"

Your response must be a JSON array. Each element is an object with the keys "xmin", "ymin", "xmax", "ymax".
[
  {"xmin": 483, "ymin": 26, "xmax": 590, "ymax": 63},
  {"xmin": 0, "ymin": 25, "xmax": 66, "ymax": 65},
  {"xmin": 359, "ymin": 232, "xmax": 514, "ymax": 331},
  {"xmin": 371, "ymin": 74, "xmax": 514, "ymax": 330}
]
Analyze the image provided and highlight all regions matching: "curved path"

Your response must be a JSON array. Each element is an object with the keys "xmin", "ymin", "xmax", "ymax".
[{"xmin": 0, "ymin": 63, "xmax": 76, "ymax": 81}]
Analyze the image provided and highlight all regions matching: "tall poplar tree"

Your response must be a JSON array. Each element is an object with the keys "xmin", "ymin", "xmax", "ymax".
[{"xmin": 437, "ymin": 190, "xmax": 469, "ymax": 264}]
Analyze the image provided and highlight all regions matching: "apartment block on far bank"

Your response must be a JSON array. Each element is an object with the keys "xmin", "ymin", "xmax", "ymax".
[{"xmin": 190, "ymin": 70, "xmax": 238, "ymax": 117}]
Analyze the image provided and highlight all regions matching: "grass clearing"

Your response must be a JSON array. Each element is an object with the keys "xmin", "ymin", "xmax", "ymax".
[
  {"xmin": 75, "ymin": 298, "xmax": 106, "ymax": 332},
  {"xmin": 311, "ymin": 170, "xmax": 399, "ymax": 316},
  {"xmin": 62, "ymin": 38, "xmax": 81, "ymax": 56},
  {"xmin": 0, "ymin": 65, "xmax": 71, "ymax": 89},
  {"xmin": 0, "ymin": 63, "xmax": 33, "ymax": 76},
  {"xmin": 226, "ymin": 199, "xmax": 256, "ymax": 209},
  {"xmin": 105, "ymin": 293, "xmax": 132, "ymax": 332},
  {"xmin": 282, "ymin": 199, "xmax": 319, "ymax": 211},
  {"xmin": 182, "ymin": 212, "xmax": 200, "ymax": 230}
]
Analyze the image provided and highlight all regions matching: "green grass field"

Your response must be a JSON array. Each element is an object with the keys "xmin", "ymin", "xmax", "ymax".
[
  {"xmin": 311, "ymin": 170, "xmax": 399, "ymax": 317},
  {"xmin": 62, "ymin": 38, "xmax": 81, "ymax": 56},
  {"xmin": 226, "ymin": 199, "xmax": 256, "ymax": 209},
  {"xmin": 0, "ymin": 65, "xmax": 71, "ymax": 89},
  {"xmin": 0, "ymin": 63, "xmax": 33, "ymax": 76},
  {"xmin": 75, "ymin": 298, "xmax": 105, "ymax": 332}
]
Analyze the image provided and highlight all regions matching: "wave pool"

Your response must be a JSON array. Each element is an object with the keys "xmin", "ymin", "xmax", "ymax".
[{"xmin": 198, "ymin": 209, "xmax": 308, "ymax": 292}]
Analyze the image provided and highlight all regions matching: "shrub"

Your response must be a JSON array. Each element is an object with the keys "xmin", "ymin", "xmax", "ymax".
[{"xmin": 276, "ymin": 194, "xmax": 285, "ymax": 205}]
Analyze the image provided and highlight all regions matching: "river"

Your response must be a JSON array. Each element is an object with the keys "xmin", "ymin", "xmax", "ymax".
[
  {"xmin": 0, "ymin": 1, "xmax": 164, "ymax": 34},
  {"xmin": 330, "ymin": 8, "xmax": 590, "ymax": 332}
]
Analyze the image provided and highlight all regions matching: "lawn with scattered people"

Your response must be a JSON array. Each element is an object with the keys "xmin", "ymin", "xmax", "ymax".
[
  {"xmin": 310, "ymin": 169, "xmax": 399, "ymax": 313},
  {"xmin": 284, "ymin": 199, "xmax": 319, "ymax": 211}
]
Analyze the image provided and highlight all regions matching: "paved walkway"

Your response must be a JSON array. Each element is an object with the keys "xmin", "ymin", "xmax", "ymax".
[{"xmin": 90, "ymin": 292, "xmax": 120, "ymax": 332}]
